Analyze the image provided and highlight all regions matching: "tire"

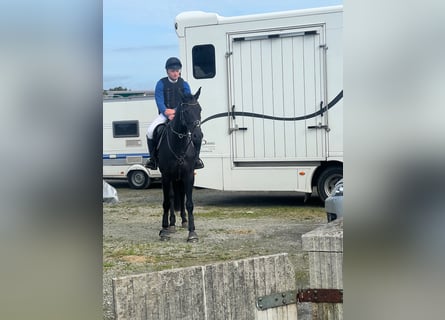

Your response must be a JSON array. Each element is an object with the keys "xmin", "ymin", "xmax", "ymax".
[
  {"xmin": 317, "ymin": 167, "xmax": 343, "ymax": 202},
  {"xmin": 128, "ymin": 170, "xmax": 150, "ymax": 189}
]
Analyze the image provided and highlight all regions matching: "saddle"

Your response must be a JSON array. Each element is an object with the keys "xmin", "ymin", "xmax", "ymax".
[{"xmin": 153, "ymin": 124, "xmax": 167, "ymax": 151}]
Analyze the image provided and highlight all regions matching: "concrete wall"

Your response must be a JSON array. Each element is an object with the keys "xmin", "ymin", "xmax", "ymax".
[
  {"xmin": 302, "ymin": 218, "xmax": 343, "ymax": 320},
  {"xmin": 113, "ymin": 253, "xmax": 297, "ymax": 320}
]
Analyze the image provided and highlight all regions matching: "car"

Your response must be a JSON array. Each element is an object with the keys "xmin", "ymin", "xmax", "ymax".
[{"xmin": 325, "ymin": 179, "xmax": 343, "ymax": 222}]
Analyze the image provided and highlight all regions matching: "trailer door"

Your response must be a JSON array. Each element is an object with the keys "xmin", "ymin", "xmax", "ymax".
[{"xmin": 228, "ymin": 26, "xmax": 327, "ymax": 164}]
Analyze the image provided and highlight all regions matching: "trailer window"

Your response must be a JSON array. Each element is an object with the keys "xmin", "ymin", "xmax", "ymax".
[
  {"xmin": 113, "ymin": 120, "xmax": 139, "ymax": 138},
  {"xmin": 192, "ymin": 45, "xmax": 216, "ymax": 79}
]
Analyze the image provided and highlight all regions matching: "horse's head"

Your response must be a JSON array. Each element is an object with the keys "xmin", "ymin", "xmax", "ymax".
[{"xmin": 177, "ymin": 87, "xmax": 202, "ymax": 133}]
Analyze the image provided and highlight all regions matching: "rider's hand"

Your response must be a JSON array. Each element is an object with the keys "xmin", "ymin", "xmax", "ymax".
[{"xmin": 164, "ymin": 108, "xmax": 175, "ymax": 120}]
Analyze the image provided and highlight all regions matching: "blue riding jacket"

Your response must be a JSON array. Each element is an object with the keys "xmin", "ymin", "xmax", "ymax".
[{"xmin": 154, "ymin": 77, "xmax": 191, "ymax": 116}]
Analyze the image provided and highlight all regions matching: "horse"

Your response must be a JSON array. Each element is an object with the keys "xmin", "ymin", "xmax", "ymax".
[{"xmin": 155, "ymin": 87, "xmax": 202, "ymax": 242}]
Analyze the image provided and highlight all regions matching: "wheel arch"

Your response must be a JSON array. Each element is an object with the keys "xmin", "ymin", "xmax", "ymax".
[
  {"xmin": 311, "ymin": 161, "xmax": 343, "ymax": 187},
  {"xmin": 127, "ymin": 168, "xmax": 151, "ymax": 189},
  {"xmin": 311, "ymin": 161, "xmax": 343, "ymax": 202}
]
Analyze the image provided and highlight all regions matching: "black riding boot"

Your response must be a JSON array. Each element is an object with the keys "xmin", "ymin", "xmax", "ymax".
[
  {"xmin": 194, "ymin": 147, "xmax": 204, "ymax": 169},
  {"xmin": 192, "ymin": 131, "xmax": 204, "ymax": 170},
  {"xmin": 145, "ymin": 138, "xmax": 157, "ymax": 170}
]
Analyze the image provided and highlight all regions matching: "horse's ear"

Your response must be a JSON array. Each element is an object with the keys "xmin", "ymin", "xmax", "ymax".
[{"xmin": 194, "ymin": 87, "xmax": 202, "ymax": 100}]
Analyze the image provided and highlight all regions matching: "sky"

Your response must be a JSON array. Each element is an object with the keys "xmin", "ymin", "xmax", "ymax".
[{"xmin": 103, "ymin": 0, "xmax": 342, "ymax": 90}]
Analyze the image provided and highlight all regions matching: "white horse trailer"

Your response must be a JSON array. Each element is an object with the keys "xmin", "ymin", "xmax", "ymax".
[
  {"xmin": 175, "ymin": 6, "xmax": 343, "ymax": 201},
  {"xmin": 103, "ymin": 96, "xmax": 161, "ymax": 189}
]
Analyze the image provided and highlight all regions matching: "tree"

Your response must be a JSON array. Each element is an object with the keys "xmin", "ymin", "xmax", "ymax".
[{"xmin": 108, "ymin": 86, "xmax": 130, "ymax": 91}]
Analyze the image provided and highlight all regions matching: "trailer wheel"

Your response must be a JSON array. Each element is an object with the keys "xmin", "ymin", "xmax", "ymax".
[
  {"xmin": 128, "ymin": 170, "xmax": 150, "ymax": 189},
  {"xmin": 317, "ymin": 167, "xmax": 343, "ymax": 202}
]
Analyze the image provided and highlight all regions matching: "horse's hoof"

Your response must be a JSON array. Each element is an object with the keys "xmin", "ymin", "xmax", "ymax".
[
  {"xmin": 159, "ymin": 229, "xmax": 170, "ymax": 241},
  {"xmin": 168, "ymin": 225, "xmax": 176, "ymax": 233},
  {"xmin": 181, "ymin": 221, "xmax": 188, "ymax": 228},
  {"xmin": 187, "ymin": 232, "xmax": 198, "ymax": 243}
]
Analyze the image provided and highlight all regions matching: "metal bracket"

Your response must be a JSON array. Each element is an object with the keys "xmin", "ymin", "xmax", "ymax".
[
  {"xmin": 256, "ymin": 288, "xmax": 343, "ymax": 310},
  {"xmin": 256, "ymin": 290, "xmax": 297, "ymax": 310},
  {"xmin": 297, "ymin": 288, "xmax": 343, "ymax": 303},
  {"xmin": 307, "ymin": 123, "xmax": 330, "ymax": 131},
  {"xmin": 229, "ymin": 124, "xmax": 248, "ymax": 134}
]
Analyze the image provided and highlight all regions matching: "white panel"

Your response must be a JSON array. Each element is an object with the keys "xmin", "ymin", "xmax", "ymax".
[
  {"xmin": 239, "ymin": 40, "xmax": 255, "ymax": 158},
  {"xmin": 281, "ymin": 37, "xmax": 297, "ymax": 158},
  {"xmin": 292, "ymin": 35, "xmax": 308, "ymax": 158},
  {"xmin": 303, "ymin": 32, "xmax": 325, "ymax": 158},
  {"xmin": 251, "ymin": 40, "xmax": 265, "ymax": 159},
  {"xmin": 271, "ymin": 37, "xmax": 285, "ymax": 159},
  {"xmin": 232, "ymin": 41, "xmax": 244, "ymax": 158},
  {"xmin": 260, "ymin": 39, "xmax": 275, "ymax": 159},
  {"xmin": 231, "ymin": 28, "xmax": 326, "ymax": 162},
  {"xmin": 303, "ymin": 34, "xmax": 317, "ymax": 157}
]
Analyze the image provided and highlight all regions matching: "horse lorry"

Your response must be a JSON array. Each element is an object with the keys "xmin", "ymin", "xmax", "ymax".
[
  {"xmin": 103, "ymin": 94, "xmax": 161, "ymax": 189},
  {"xmin": 174, "ymin": 5, "xmax": 343, "ymax": 201}
]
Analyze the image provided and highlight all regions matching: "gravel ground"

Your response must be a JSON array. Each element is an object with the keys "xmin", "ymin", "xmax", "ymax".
[{"xmin": 103, "ymin": 181, "xmax": 326, "ymax": 320}]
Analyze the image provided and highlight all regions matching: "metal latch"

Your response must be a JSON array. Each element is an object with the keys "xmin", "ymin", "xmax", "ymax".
[
  {"xmin": 256, "ymin": 288, "xmax": 343, "ymax": 310},
  {"xmin": 256, "ymin": 290, "xmax": 297, "ymax": 310},
  {"xmin": 307, "ymin": 123, "xmax": 330, "ymax": 131},
  {"xmin": 229, "ymin": 124, "xmax": 248, "ymax": 134},
  {"xmin": 296, "ymin": 288, "xmax": 343, "ymax": 303}
]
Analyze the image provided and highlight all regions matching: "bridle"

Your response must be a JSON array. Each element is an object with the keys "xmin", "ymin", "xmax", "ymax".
[
  {"xmin": 169, "ymin": 101, "xmax": 201, "ymax": 138},
  {"xmin": 166, "ymin": 101, "xmax": 201, "ymax": 165}
]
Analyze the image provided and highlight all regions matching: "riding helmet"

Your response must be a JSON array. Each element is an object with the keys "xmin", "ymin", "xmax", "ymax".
[{"xmin": 165, "ymin": 57, "xmax": 182, "ymax": 70}]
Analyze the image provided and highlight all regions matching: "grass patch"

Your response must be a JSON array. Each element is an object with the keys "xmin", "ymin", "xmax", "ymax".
[
  {"xmin": 197, "ymin": 206, "xmax": 324, "ymax": 220},
  {"xmin": 107, "ymin": 247, "xmax": 138, "ymax": 258}
]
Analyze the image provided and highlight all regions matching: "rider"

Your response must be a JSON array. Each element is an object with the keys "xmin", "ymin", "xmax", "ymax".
[{"xmin": 145, "ymin": 57, "xmax": 204, "ymax": 170}]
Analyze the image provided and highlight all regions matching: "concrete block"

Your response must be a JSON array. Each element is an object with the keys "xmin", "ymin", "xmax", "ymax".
[
  {"xmin": 302, "ymin": 218, "xmax": 343, "ymax": 320},
  {"xmin": 113, "ymin": 253, "xmax": 298, "ymax": 320}
]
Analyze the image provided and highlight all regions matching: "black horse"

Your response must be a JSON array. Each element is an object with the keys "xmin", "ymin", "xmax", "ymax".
[{"xmin": 156, "ymin": 88, "xmax": 202, "ymax": 242}]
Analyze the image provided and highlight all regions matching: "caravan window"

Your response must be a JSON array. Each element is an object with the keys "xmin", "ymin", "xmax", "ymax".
[
  {"xmin": 192, "ymin": 45, "xmax": 216, "ymax": 79},
  {"xmin": 113, "ymin": 120, "xmax": 139, "ymax": 138}
]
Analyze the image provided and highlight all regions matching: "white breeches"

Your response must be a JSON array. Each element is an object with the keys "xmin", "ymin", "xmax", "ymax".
[{"xmin": 146, "ymin": 113, "xmax": 167, "ymax": 139}]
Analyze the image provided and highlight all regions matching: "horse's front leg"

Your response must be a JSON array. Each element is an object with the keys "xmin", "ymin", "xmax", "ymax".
[
  {"xmin": 160, "ymin": 179, "xmax": 171, "ymax": 241},
  {"xmin": 168, "ymin": 182, "xmax": 177, "ymax": 232},
  {"xmin": 180, "ymin": 194, "xmax": 187, "ymax": 228},
  {"xmin": 168, "ymin": 201, "xmax": 177, "ymax": 233},
  {"xmin": 185, "ymin": 175, "xmax": 198, "ymax": 242},
  {"xmin": 177, "ymin": 180, "xmax": 188, "ymax": 228}
]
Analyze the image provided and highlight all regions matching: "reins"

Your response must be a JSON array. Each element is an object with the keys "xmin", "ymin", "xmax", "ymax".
[{"xmin": 165, "ymin": 101, "xmax": 201, "ymax": 165}]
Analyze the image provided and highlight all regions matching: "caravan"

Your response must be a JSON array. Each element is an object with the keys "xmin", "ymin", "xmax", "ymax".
[
  {"xmin": 175, "ymin": 6, "xmax": 343, "ymax": 200},
  {"xmin": 103, "ymin": 95, "xmax": 161, "ymax": 188}
]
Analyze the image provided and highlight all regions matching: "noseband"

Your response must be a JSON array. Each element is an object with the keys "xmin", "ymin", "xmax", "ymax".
[{"xmin": 170, "ymin": 102, "xmax": 201, "ymax": 138}]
